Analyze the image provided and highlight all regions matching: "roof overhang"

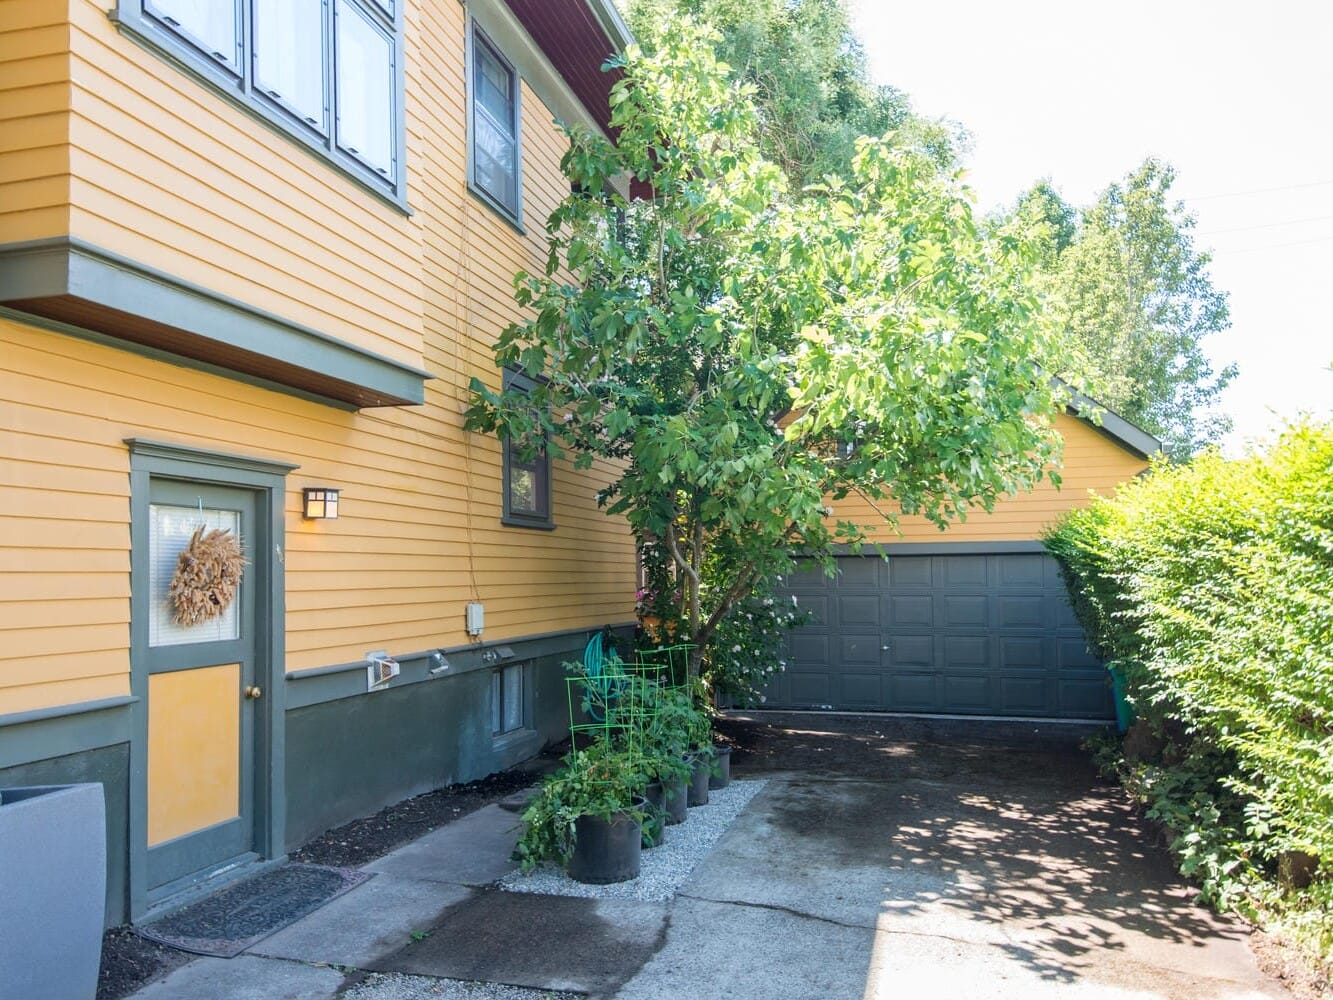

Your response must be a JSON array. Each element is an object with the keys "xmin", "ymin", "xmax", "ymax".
[
  {"xmin": 503, "ymin": 0, "xmax": 632, "ymax": 140},
  {"xmin": 0, "ymin": 238, "xmax": 430, "ymax": 409},
  {"xmin": 1065, "ymin": 389, "xmax": 1164, "ymax": 461}
]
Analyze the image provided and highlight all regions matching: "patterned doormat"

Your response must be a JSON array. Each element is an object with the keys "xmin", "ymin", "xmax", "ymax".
[{"xmin": 136, "ymin": 864, "xmax": 372, "ymax": 958}]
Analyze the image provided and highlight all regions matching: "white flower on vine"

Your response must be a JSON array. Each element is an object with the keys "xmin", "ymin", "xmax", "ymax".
[{"xmin": 731, "ymin": 644, "xmax": 741, "ymax": 652}]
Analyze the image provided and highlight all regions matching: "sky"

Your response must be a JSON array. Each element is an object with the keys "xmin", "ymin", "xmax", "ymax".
[{"xmin": 848, "ymin": 0, "xmax": 1333, "ymax": 452}]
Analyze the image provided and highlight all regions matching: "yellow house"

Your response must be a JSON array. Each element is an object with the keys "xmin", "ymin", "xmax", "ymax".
[
  {"xmin": 0, "ymin": 0, "xmax": 1161, "ymax": 932},
  {"xmin": 0, "ymin": 0, "xmax": 637, "ymax": 925}
]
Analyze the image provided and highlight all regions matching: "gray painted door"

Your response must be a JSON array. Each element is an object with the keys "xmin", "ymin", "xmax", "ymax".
[
  {"xmin": 765, "ymin": 552, "xmax": 1112, "ymax": 719},
  {"xmin": 142, "ymin": 480, "xmax": 259, "ymax": 894}
]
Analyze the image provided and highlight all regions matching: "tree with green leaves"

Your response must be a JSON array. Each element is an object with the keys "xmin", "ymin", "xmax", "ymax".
[
  {"xmin": 621, "ymin": 0, "xmax": 960, "ymax": 186},
  {"xmin": 1017, "ymin": 160, "xmax": 1234, "ymax": 454},
  {"xmin": 466, "ymin": 20, "xmax": 1071, "ymax": 676}
]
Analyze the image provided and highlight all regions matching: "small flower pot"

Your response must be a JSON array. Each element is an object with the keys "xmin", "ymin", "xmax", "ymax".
[
  {"xmin": 567, "ymin": 798, "xmax": 644, "ymax": 885},
  {"xmin": 708, "ymin": 745, "xmax": 732, "ymax": 789},
  {"xmin": 687, "ymin": 752, "xmax": 711, "ymax": 807}
]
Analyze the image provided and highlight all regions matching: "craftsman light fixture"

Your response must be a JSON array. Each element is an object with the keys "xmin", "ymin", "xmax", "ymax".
[{"xmin": 302, "ymin": 487, "xmax": 340, "ymax": 520}]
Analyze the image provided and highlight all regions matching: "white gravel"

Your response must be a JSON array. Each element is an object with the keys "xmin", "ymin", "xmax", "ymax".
[
  {"xmin": 342, "ymin": 973, "xmax": 579, "ymax": 999},
  {"xmin": 497, "ymin": 778, "xmax": 767, "ymax": 903}
]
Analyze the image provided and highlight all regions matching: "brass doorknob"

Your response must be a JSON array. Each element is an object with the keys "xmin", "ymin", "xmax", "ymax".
[{"xmin": 245, "ymin": 685, "xmax": 263, "ymax": 699}]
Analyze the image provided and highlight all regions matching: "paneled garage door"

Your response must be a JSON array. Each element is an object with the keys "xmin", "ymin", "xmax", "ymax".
[{"xmin": 763, "ymin": 550, "xmax": 1113, "ymax": 719}]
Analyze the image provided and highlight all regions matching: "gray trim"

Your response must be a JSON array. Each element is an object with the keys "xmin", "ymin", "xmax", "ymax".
[
  {"xmin": 584, "ymin": 0, "xmax": 634, "ymax": 52},
  {"xmin": 499, "ymin": 367, "xmax": 554, "ymax": 529},
  {"xmin": 0, "ymin": 699, "xmax": 134, "ymax": 771},
  {"xmin": 828, "ymin": 540, "xmax": 1049, "ymax": 557},
  {"xmin": 125, "ymin": 438, "xmax": 299, "ymax": 478},
  {"xmin": 1063, "ymin": 388, "xmax": 1163, "ymax": 460},
  {"xmin": 285, "ymin": 623, "xmax": 633, "ymax": 710},
  {"xmin": 0, "ymin": 695, "xmax": 137, "ymax": 731},
  {"xmin": 0, "ymin": 238, "xmax": 430, "ymax": 407},
  {"xmin": 109, "ymin": 0, "xmax": 410, "ymax": 211},
  {"xmin": 1, "ymin": 306, "xmax": 361, "ymax": 412},
  {"xmin": 126, "ymin": 440, "xmax": 291, "ymax": 920},
  {"xmin": 467, "ymin": 21, "xmax": 526, "ymax": 232}
]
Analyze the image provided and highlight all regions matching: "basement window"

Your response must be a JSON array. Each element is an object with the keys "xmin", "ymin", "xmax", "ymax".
[{"xmin": 491, "ymin": 663, "xmax": 525, "ymax": 736}]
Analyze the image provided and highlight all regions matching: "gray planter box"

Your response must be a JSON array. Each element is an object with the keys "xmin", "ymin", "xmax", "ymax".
[{"xmin": 0, "ymin": 784, "xmax": 107, "ymax": 1000}]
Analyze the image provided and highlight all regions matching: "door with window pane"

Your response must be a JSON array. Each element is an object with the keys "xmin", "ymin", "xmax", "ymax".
[{"xmin": 141, "ymin": 480, "xmax": 259, "ymax": 896}]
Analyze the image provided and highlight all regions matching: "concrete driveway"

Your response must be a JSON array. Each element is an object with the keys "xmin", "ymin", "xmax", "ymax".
[
  {"xmin": 621, "ymin": 712, "xmax": 1283, "ymax": 999},
  {"xmin": 130, "ymin": 712, "xmax": 1286, "ymax": 999}
]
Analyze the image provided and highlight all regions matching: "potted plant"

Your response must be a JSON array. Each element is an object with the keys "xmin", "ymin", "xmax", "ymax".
[
  {"xmin": 646, "ymin": 680, "xmax": 718, "ymax": 807},
  {"xmin": 514, "ymin": 740, "xmax": 647, "ymax": 884},
  {"xmin": 635, "ymin": 739, "xmax": 692, "ymax": 840}
]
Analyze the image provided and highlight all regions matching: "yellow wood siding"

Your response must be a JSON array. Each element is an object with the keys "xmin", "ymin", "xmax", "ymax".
[
  {"xmin": 0, "ymin": 23, "xmax": 639, "ymax": 714},
  {"xmin": 826, "ymin": 412, "xmax": 1149, "ymax": 544},
  {"xmin": 62, "ymin": 0, "xmax": 424, "ymax": 368},
  {"xmin": 0, "ymin": 1, "xmax": 71, "ymax": 244}
]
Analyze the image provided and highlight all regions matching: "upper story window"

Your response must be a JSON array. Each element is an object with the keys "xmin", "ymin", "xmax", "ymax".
[
  {"xmin": 115, "ymin": 0, "xmax": 406, "ymax": 207},
  {"xmin": 469, "ymin": 27, "xmax": 522, "ymax": 225}
]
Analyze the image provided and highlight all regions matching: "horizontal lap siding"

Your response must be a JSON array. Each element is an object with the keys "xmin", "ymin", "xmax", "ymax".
[
  {"xmin": 0, "ymin": 2, "xmax": 70, "ymax": 244},
  {"xmin": 1, "ymin": 1, "xmax": 636, "ymax": 716},
  {"xmin": 827, "ymin": 413, "xmax": 1149, "ymax": 543},
  {"xmin": 63, "ymin": 0, "xmax": 424, "ymax": 368}
]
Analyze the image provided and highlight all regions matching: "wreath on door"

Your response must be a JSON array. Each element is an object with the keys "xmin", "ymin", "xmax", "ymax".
[{"xmin": 168, "ymin": 526, "xmax": 246, "ymax": 626}]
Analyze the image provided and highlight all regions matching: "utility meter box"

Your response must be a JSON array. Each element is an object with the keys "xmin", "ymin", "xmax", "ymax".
[{"xmin": 465, "ymin": 602, "xmax": 484, "ymax": 636}]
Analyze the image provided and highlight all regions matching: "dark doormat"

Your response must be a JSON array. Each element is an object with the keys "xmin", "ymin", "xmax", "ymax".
[{"xmin": 136, "ymin": 864, "xmax": 372, "ymax": 958}]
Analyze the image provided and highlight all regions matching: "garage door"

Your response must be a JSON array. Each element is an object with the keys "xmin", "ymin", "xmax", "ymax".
[{"xmin": 764, "ymin": 550, "xmax": 1113, "ymax": 720}]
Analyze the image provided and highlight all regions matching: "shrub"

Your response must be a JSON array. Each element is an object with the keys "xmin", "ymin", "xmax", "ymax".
[
  {"xmin": 704, "ymin": 588, "xmax": 810, "ymax": 705},
  {"xmin": 1046, "ymin": 421, "xmax": 1333, "ymax": 956}
]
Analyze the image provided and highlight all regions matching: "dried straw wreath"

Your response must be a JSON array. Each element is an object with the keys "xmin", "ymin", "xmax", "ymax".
[{"xmin": 168, "ymin": 526, "xmax": 246, "ymax": 626}]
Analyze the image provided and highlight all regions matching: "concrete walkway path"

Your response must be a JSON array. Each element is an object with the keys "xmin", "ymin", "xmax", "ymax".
[{"xmin": 127, "ymin": 713, "xmax": 1288, "ymax": 999}]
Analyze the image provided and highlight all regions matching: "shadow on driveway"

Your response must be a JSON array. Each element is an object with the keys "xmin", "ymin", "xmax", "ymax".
[{"xmin": 680, "ymin": 711, "xmax": 1282, "ymax": 999}]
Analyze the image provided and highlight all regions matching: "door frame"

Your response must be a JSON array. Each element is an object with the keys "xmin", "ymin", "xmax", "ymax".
[{"xmin": 125, "ymin": 439, "xmax": 297, "ymax": 920}]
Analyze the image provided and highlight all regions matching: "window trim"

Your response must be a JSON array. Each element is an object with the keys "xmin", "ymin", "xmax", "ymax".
[
  {"xmin": 490, "ymin": 662, "xmax": 527, "ymax": 738},
  {"xmin": 501, "ymin": 368, "xmax": 554, "ymax": 530},
  {"xmin": 111, "ymin": 0, "xmax": 409, "ymax": 213},
  {"xmin": 466, "ymin": 23, "xmax": 525, "ymax": 231}
]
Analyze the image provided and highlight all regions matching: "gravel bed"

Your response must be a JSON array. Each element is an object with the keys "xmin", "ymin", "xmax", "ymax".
[
  {"xmin": 498, "ymin": 779, "xmax": 766, "ymax": 903},
  {"xmin": 342, "ymin": 972, "xmax": 579, "ymax": 1000}
]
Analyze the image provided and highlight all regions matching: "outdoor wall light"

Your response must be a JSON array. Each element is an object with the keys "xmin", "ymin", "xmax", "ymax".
[{"xmin": 302, "ymin": 487, "xmax": 340, "ymax": 520}]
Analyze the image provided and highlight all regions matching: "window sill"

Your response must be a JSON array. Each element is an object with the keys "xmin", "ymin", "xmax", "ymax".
[
  {"xmin": 492, "ymin": 728, "xmax": 540, "ymax": 756},
  {"xmin": 501, "ymin": 515, "xmax": 556, "ymax": 531},
  {"xmin": 467, "ymin": 181, "xmax": 526, "ymax": 236}
]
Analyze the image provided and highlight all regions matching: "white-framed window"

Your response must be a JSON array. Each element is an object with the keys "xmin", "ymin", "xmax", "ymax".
[
  {"xmin": 491, "ymin": 663, "xmax": 525, "ymax": 736},
  {"xmin": 469, "ymin": 26, "xmax": 522, "ymax": 224},
  {"xmin": 116, "ymin": 0, "xmax": 405, "ymax": 205}
]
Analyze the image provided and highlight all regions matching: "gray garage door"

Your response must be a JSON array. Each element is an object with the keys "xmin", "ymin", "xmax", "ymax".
[{"xmin": 764, "ymin": 551, "xmax": 1113, "ymax": 720}]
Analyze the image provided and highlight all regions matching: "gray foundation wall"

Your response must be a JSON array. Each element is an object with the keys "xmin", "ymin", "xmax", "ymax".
[
  {"xmin": 282, "ymin": 627, "xmax": 618, "ymax": 851},
  {"xmin": 0, "ymin": 742, "xmax": 132, "ymax": 927},
  {"xmin": 0, "ymin": 625, "xmax": 628, "ymax": 928}
]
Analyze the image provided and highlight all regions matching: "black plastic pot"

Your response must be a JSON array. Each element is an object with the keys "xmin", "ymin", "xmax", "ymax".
[
  {"xmin": 687, "ymin": 752, "xmax": 711, "ymax": 807},
  {"xmin": 708, "ymin": 745, "xmax": 732, "ymax": 790},
  {"xmin": 641, "ymin": 782, "xmax": 667, "ymax": 849},
  {"xmin": 663, "ymin": 775, "xmax": 688, "ymax": 825},
  {"xmin": 567, "ymin": 798, "xmax": 644, "ymax": 884}
]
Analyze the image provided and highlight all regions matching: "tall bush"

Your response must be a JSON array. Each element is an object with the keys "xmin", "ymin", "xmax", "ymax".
[{"xmin": 1046, "ymin": 421, "xmax": 1333, "ymax": 953}]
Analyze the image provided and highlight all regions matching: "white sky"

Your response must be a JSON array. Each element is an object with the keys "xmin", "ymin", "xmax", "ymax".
[{"xmin": 849, "ymin": 0, "xmax": 1333, "ymax": 451}]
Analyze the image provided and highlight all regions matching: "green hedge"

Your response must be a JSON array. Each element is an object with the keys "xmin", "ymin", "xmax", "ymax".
[{"xmin": 1045, "ymin": 421, "xmax": 1333, "ymax": 954}]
